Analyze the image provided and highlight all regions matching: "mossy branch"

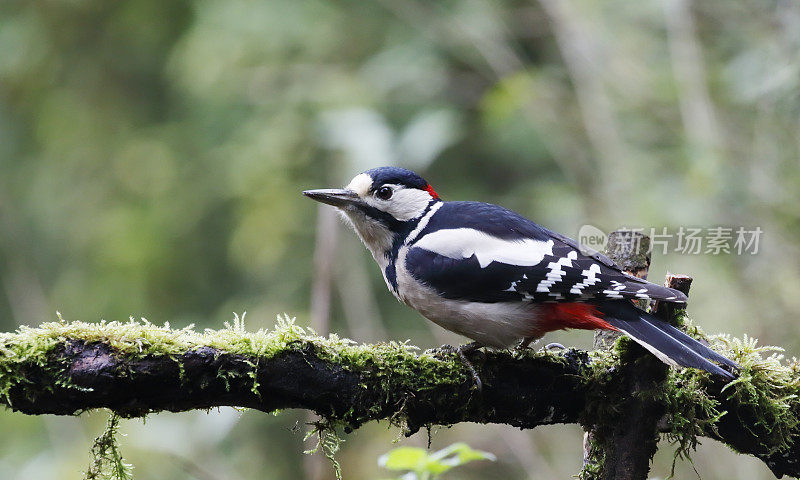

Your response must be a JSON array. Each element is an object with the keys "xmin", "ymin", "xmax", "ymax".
[{"xmin": 0, "ymin": 316, "xmax": 798, "ymax": 478}]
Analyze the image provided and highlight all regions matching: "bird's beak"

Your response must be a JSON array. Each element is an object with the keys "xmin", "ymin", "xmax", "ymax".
[{"xmin": 302, "ymin": 188, "xmax": 361, "ymax": 208}]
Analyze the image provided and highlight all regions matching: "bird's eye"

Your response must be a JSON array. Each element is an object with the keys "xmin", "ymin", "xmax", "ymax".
[{"xmin": 376, "ymin": 186, "xmax": 393, "ymax": 200}]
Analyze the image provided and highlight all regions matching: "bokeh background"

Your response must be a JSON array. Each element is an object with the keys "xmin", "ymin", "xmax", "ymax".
[{"xmin": 1, "ymin": 0, "xmax": 799, "ymax": 478}]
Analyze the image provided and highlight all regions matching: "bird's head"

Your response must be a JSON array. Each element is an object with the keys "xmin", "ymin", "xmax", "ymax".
[{"xmin": 304, "ymin": 167, "xmax": 440, "ymax": 258}]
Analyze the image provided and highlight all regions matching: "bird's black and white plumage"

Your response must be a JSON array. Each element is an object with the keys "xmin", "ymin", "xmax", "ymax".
[{"xmin": 304, "ymin": 167, "xmax": 738, "ymax": 379}]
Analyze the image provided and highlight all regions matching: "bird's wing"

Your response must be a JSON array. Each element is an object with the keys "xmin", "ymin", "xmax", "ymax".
[{"xmin": 404, "ymin": 203, "xmax": 686, "ymax": 304}]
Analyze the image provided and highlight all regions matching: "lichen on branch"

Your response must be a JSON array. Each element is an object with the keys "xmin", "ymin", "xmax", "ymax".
[{"xmin": 0, "ymin": 315, "xmax": 798, "ymax": 477}]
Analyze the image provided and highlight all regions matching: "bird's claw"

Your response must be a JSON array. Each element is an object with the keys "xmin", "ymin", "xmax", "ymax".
[
  {"xmin": 544, "ymin": 342, "xmax": 566, "ymax": 351},
  {"xmin": 429, "ymin": 342, "xmax": 483, "ymax": 392},
  {"xmin": 425, "ymin": 344, "xmax": 454, "ymax": 357},
  {"xmin": 456, "ymin": 346, "xmax": 483, "ymax": 393},
  {"xmin": 513, "ymin": 337, "xmax": 536, "ymax": 353}
]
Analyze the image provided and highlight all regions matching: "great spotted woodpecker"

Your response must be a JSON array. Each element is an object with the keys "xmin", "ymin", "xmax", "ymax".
[{"xmin": 304, "ymin": 166, "xmax": 738, "ymax": 378}]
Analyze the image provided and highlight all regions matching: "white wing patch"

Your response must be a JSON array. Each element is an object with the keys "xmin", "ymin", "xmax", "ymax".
[
  {"xmin": 569, "ymin": 264, "xmax": 601, "ymax": 295},
  {"xmin": 602, "ymin": 289, "xmax": 624, "ymax": 299},
  {"xmin": 414, "ymin": 228, "xmax": 554, "ymax": 268},
  {"xmin": 535, "ymin": 250, "xmax": 577, "ymax": 293}
]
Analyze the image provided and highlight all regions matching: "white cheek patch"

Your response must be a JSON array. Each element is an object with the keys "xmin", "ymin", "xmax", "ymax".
[
  {"xmin": 363, "ymin": 194, "xmax": 386, "ymax": 213},
  {"xmin": 345, "ymin": 173, "xmax": 373, "ymax": 196},
  {"xmin": 414, "ymin": 228, "xmax": 554, "ymax": 268},
  {"xmin": 385, "ymin": 188, "xmax": 433, "ymax": 221},
  {"xmin": 361, "ymin": 185, "xmax": 433, "ymax": 222}
]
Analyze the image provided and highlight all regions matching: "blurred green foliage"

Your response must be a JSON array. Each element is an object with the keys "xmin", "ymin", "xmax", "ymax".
[
  {"xmin": 1, "ymin": 0, "xmax": 799, "ymax": 478},
  {"xmin": 378, "ymin": 443, "xmax": 496, "ymax": 479}
]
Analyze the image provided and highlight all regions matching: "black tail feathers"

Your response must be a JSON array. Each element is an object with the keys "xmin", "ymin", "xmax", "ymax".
[{"xmin": 598, "ymin": 301, "xmax": 739, "ymax": 379}]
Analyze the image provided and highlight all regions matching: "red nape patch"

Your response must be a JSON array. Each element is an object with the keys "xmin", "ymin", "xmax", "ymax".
[
  {"xmin": 538, "ymin": 303, "xmax": 618, "ymax": 333},
  {"xmin": 424, "ymin": 184, "xmax": 439, "ymax": 199}
]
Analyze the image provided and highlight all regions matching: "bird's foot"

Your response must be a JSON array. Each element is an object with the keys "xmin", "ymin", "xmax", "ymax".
[
  {"xmin": 456, "ymin": 343, "xmax": 483, "ymax": 392},
  {"xmin": 544, "ymin": 342, "xmax": 566, "ymax": 351},
  {"xmin": 430, "ymin": 342, "xmax": 483, "ymax": 392},
  {"xmin": 513, "ymin": 337, "xmax": 536, "ymax": 353}
]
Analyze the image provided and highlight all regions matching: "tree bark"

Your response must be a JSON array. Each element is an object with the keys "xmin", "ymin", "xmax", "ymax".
[
  {"xmin": 583, "ymin": 229, "xmax": 663, "ymax": 480},
  {"xmin": 5, "ymin": 339, "xmax": 590, "ymax": 431},
  {"xmin": 0, "ymin": 323, "xmax": 798, "ymax": 477}
]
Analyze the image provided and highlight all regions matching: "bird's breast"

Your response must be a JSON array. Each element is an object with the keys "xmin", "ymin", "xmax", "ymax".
[{"xmin": 393, "ymin": 246, "xmax": 542, "ymax": 347}]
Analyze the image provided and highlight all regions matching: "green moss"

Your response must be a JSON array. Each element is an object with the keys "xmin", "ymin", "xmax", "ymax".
[
  {"xmin": 658, "ymin": 324, "xmax": 799, "ymax": 478},
  {"xmin": 580, "ymin": 346, "xmax": 624, "ymax": 423},
  {"xmin": 85, "ymin": 413, "xmax": 133, "ymax": 480},
  {"xmin": 578, "ymin": 445, "xmax": 604, "ymax": 480},
  {"xmin": 579, "ymin": 318, "xmax": 800, "ymax": 477},
  {"xmin": 2, "ymin": 312, "xmax": 798, "ymax": 478},
  {"xmin": 660, "ymin": 367, "xmax": 724, "ymax": 476},
  {"xmin": 671, "ymin": 309, "xmax": 688, "ymax": 328},
  {"xmin": 0, "ymin": 313, "xmax": 467, "ymax": 417},
  {"xmin": 714, "ymin": 334, "xmax": 800, "ymax": 452},
  {"xmin": 304, "ymin": 420, "xmax": 345, "ymax": 480}
]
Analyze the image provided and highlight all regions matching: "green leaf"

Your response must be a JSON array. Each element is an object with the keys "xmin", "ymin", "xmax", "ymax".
[
  {"xmin": 430, "ymin": 442, "xmax": 497, "ymax": 467},
  {"xmin": 378, "ymin": 447, "xmax": 429, "ymax": 472},
  {"xmin": 378, "ymin": 443, "xmax": 496, "ymax": 479}
]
